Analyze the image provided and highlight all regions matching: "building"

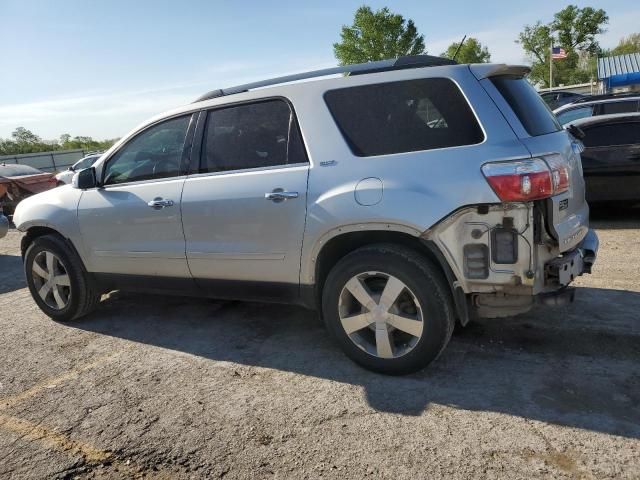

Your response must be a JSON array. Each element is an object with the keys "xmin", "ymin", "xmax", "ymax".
[{"xmin": 597, "ymin": 53, "xmax": 640, "ymax": 93}]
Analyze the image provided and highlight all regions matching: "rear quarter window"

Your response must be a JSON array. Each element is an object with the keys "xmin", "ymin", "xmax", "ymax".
[
  {"xmin": 491, "ymin": 76, "xmax": 562, "ymax": 136},
  {"xmin": 324, "ymin": 78, "xmax": 484, "ymax": 157}
]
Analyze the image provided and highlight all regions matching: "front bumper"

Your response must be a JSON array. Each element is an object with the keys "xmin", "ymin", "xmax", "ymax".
[
  {"xmin": 0, "ymin": 213, "xmax": 8, "ymax": 239},
  {"xmin": 545, "ymin": 229, "xmax": 598, "ymax": 287}
]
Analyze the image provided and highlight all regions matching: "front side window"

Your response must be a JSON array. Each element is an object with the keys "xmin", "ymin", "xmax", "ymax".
[
  {"xmin": 557, "ymin": 106, "xmax": 593, "ymax": 126},
  {"xmin": 103, "ymin": 115, "xmax": 190, "ymax": 185},
  {"xmin": 200, "ymin": 99, "xmax": 306, "ymax": 173},
  {"xmin": 324, "ymin": 78, "xmax": 484, "ymax": 157}
]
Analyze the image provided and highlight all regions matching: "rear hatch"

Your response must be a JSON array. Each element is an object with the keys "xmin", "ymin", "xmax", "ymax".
[{"xmin": 475, "ymin": 68, "xmax": 589, "ymax": 252}]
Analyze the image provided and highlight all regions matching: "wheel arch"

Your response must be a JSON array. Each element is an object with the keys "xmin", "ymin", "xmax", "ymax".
[
  {"xmin": 21, "ymin": 226, "xmax": 84, "ymax": 269},
  {"xmin": 307, "ymin": 227, "xmax": 469, "ymax": 324}
]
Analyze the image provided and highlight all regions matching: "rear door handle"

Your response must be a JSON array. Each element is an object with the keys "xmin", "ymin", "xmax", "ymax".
[
  {"xmin": 147, "ymin": 197, "xmax": 174, "ymax": 209},
  {"xmin": 265, "ymin": 190, "xmax": 298, "ymax": 202}
]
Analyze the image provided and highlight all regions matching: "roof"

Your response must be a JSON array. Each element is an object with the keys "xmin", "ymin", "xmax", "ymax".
[
  {"xmin": 597, "ymin": 53, "xmax": 640, "ymax": 79},
  {"xmin": 564, "ymin": 112, "xmax": 640, "ymax": 128},
  {"xmin": 0, "ymin": 164, "xmax": 43, "ymax": 177},
  {"xmin": 553, "ymin": 92, "xmax": 640, "ymax": 114},
  {"xmin": 194, "ymin": 55, "xmax": 458, "ymax": 102}
]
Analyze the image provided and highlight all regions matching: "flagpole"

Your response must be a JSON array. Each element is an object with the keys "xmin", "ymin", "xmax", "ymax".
[{"xmin": 549, "ymin": 40, "xmax": 553, "ymax": 92}]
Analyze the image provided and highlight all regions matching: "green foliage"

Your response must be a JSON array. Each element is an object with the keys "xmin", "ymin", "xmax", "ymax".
[
  {"xmin": 517, "ymin": 5, "xmax": 608, "ymax": 87},
  {"xmin": 333, "ymin": 6, "xmax": 425, "ymax": 65},
  {"xmin": 0, "ymin": 127, "xmax": 117, "ymax": 156},
  {"xmin": 441, "ymin": 37, "xmax": 491, "ymax": 63},
  {"xmin": 612, "ymin": 33, "xmax": 640, "ymax": 55}
]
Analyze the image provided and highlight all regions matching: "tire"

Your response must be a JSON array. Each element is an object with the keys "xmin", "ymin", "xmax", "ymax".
[
  {"xmin": 24, "ymin": 234, "xmax": 100, "ymax": 322},
  {"xmin": 321, "ymin": 244, "xmax": 454, "ymax": 375}
]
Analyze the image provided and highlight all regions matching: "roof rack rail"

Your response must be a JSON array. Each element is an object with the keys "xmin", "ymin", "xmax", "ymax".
[
  {"xmin": 194, "ymin": 55, "xmax": 457, "ymax": 103},
  {"xmin": 572, "ymin": 91, "xmax": 640, "ymax": 104}
]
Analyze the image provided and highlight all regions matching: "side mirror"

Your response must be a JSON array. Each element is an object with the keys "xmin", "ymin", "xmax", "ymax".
[
  {"xmin": 72, "ymin": 166, "xmax": 97, "ymax": 190},
  {"xmin": 68, "ymin": 166, "xmax": 75, "ymax": 172}
]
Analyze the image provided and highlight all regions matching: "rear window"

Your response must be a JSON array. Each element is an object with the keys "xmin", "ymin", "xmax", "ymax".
[
  {"xmin": 491, "ymin": 76, "xmax": 561, "ymax": 136},
  {"xmin": 324, "ymin": 78, "xmax": 484, "ymax": 157}
]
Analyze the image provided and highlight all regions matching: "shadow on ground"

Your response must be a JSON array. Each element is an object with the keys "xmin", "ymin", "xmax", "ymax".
[
  {"xmin": 71, "ymin": 285, "xmax": 640, "ymax": 440},
  {"xmin": 590, "ymin": 205, "xmax": 640, "ymax": 229},
  {"xmin": 0, "ymin": 254, "xmax": 25, "ymax": 294}
]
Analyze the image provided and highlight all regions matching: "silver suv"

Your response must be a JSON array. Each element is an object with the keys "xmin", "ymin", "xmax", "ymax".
[{"xmin": 13, "ymin": 56, "xmax": 598, "ymax": 374}]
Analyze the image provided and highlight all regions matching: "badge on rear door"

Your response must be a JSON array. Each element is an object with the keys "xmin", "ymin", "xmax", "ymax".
[{"xmin": 559, "ymin": 199, "xmax": 569, "ymax": 211}]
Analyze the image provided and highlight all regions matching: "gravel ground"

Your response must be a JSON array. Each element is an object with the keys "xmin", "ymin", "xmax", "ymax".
[{"xmin": 0, "ymin": 208, "xmax": 639, "ymax": 479}]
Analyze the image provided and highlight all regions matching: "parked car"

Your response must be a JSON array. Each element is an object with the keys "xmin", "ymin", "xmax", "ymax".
[
  {"xmin": 540, "ymin": 91, "xmax": 585, "ymax": 110},
  {"xmin": 13, "ymin": 55, "xmax": 598, "ymax": 374},
  {"xmin": 566, "ymin": 113, "xmax": 640, "ymax": 204},
  {"xmin": 55, "ymin": 154, "xmax": 102, "ymax": 185},
  {"xmin": 0, "ymin": 208, "xmax": 7, "ymax": 239},
  {"xmin": 554, "ymin": 92, "xmax": 640, "ymax": 125},
  {"xmin": 0, "ymin": 163, "xmax": 56, "ymax": 217}
]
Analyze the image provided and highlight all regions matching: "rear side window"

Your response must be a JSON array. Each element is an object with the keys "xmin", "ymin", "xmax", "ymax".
[
  {"xmin": 491, "ymin": 76, "xmax": 561, "ymax": 136},
  {"xmin": 324, "ymin": 78, "xmax": 483, "ymax": 157},
  {"xmin": 583, "ymin": 122, "xmax": 640, "ymax": 147},
  {"xmin": 598, "ymin": 100, "xmax": 640, "ymax": 115},
  {"xmin": 200, "ymin": 99, "xmax": 307, "ymax": 173}
]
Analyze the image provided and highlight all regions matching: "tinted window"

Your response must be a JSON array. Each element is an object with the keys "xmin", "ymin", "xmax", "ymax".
[
  {"xmin": 599, "ymin": 100, "xmax": 639, "ymax": 115},
  {"xmin": 200, "ymin": 99, "xmax": 306, "ymax": 173},
  {"xmin": 583, "ymin": 122, "xmax": 640, "ymax": 147},
  {"xmin": 557, "ymin": 106, "xmax": 593, "ymax": 126},
  {"xmin": 324, "ymin": 78, "xmax": 483, "ymax": 157},
  {"xmin": 491, "ymin": 76, "xmax": 561, "ymax": 136},
  {"xmin": 103, "ymin": 116, "xmax": 190, "ymax": 185}
]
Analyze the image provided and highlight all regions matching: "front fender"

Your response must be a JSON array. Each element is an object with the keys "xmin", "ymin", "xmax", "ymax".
[{"xmin": 13, "ymin": 186, "xmax": 86, "ymax": 260}]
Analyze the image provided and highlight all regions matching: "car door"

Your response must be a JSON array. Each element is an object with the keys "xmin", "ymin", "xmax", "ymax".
[
  {"xmin": 180, "ymin": 98, "xmax": 309, "ymax": 299},
  {"xmin": 581, "ymin": 120, "xmax": 640, "ymax": 202},
  {"xmin": 77, "ymin": 113, "xmax": 196, "ymax": 278}
]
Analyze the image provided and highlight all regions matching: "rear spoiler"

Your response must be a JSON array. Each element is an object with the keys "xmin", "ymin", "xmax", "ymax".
[{"xmin": 469, "ymin": 64, "xmax": 531, "ymax": 80}]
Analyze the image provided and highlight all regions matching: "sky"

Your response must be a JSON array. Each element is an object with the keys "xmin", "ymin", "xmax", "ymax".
[{"xmin": 0, "ymin": 0, "xmax": 638, "ymax": 140}]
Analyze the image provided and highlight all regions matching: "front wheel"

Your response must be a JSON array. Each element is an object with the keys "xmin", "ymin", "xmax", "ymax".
[
  {"xmin": 322, "ymin": 244, "xmax": 454, "ymax": 375},
  {"xmin": 24, "ymin": 234, "xmax": 100, "ymax": 322}
]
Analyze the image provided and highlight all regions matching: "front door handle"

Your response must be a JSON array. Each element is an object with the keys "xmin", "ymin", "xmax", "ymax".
[
  {"xmin": 147, "ymin": 197, "xmax": 174, "ymax": 209},
  {"xmin": 265, "ymin": 189, "xmax": 298, "ymax": 202}
]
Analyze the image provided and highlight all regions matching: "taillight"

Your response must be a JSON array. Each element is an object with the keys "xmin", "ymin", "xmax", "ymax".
[
  {"xmin": 545, "ymin": 155, "xmax": 569, "ymax": 194},
  {"xmin": 482, "ymin": 156, "xmax": 570, "ymax": 202}
]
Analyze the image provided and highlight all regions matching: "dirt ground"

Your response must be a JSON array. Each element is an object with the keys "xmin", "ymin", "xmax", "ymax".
[{"xmin": 0, "ymin": 207, "xmax": 639, "ymax": 479}]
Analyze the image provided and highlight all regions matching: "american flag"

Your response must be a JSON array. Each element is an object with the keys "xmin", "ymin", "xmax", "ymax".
[{"xmin": 551, "ymin": 47, "xmax": 567, "ymax": 59}]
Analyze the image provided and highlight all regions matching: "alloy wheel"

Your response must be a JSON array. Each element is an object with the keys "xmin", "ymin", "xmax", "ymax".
[
  {"xmin": 338, "ymin": 271, "xmax": 424, "ymax": 359},
  {"xmin": 31, "ymin": 251, "xmax": 71, "ymax": 310}
]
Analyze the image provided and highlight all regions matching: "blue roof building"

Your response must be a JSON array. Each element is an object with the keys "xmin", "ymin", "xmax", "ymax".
[{"xmin": 597, "ymin": 53, "xmax": 640, "ymax": 92}]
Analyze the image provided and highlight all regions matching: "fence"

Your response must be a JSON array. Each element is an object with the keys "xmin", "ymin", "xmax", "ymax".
[{"xmin": 0, "ymin": 149, "xmax": 91, "ymax": 173}]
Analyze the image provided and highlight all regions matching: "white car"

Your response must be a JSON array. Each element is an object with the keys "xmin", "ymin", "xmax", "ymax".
[{"xmin": 55, "ymin": 154, "xmax": 102, "ymax": 185}]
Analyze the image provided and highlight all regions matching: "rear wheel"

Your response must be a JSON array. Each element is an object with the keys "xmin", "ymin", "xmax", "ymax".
[
  {"xmin": 24, "ymin": 234, "xmax": 100, "ymax": 322},
  {"xmin": 322, "ymin": 244, "xmax": 454, "ymax": 375}
]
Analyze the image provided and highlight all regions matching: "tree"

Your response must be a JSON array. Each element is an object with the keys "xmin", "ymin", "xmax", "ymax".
[
  {"xmin": 333, "ymin": 6, "xmax": 425, "ymax": 65},
  {"xmin": 12, "ymin": 127, "xmax": 41, "ymax": 145},
  {"xmin": 441, "ymin": 37, "xmax": 490, "ymax": 63},
  {"xmin": 612, "ymin": 33, "xmax": 640, "ymax": 55},
  {"xmin": 517, "ymin": 5, "xmax": 608, "ymax": 87}
]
